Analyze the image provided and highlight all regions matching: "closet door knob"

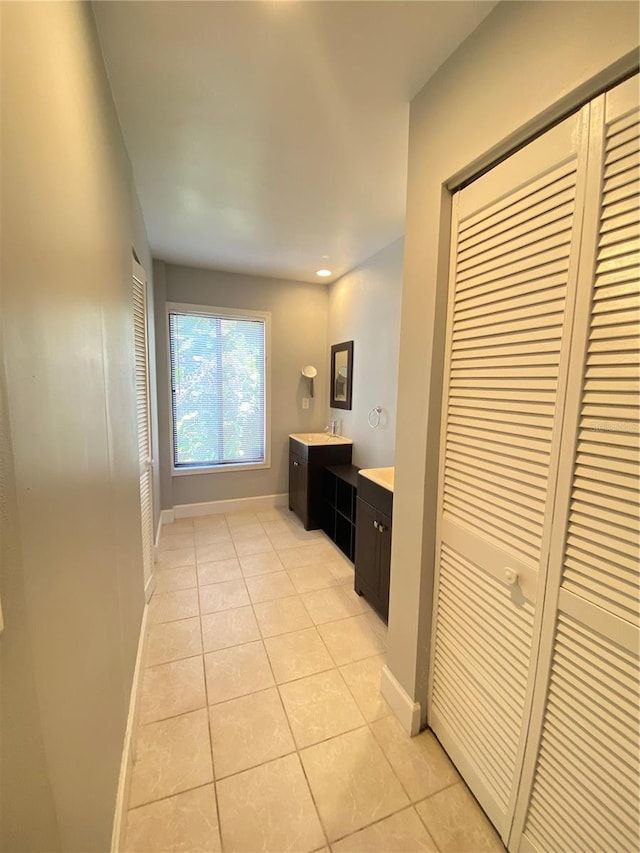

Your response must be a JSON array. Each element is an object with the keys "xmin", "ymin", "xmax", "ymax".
[
  {"xmin": 378, "ymin": 524, "xmax": 386, "ymax": 534},
  {"xmin": 504, "ymin": 568, "xmax": 518, "ymax": 585},
  {"xmin": 373, "ymin": 520, "xmax": 378, "ymax": 529}
]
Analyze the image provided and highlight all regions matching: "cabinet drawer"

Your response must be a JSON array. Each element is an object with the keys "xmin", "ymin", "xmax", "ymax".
[{"xmin": 357, "ymin": 475, "xmax": 393, "ymax": 517}]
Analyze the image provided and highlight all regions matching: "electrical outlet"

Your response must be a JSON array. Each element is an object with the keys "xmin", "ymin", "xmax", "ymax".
[{"xmin": 302, "ymin": 398, "xmax": 310, "ymax": 409}]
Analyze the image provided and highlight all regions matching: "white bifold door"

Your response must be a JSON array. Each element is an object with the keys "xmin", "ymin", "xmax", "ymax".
[
  {"xmin": 133, "ymin": 261, "xmax": 155, "ymax": 602},
  {"xmin": 430, "ymin": 74, "xmax": 639, "ymax": 853}
]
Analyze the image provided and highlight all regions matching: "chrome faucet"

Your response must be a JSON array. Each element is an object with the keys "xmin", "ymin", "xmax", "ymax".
[{"xmin": 325, "ymin": 420, "xmax": 338, "ymax": 437}]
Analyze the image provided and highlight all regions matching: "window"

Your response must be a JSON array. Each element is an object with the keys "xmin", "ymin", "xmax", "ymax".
[{"xmin": 168, "ymin": 304, "xmax": 270, "ymax": 473}]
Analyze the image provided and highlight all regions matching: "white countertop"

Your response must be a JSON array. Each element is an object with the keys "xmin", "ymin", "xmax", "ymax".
[
  {"xmin": 358, "ymin": 466, "xmax": 394, "ymax": 493},
  {"xmin": 289, "ymin": 432, "xmax": 353, "ymax": 447}
]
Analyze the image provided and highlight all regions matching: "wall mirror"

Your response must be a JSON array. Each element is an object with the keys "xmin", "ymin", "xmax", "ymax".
[{"xmin": 330, "ymin": 341, "xmax": 353, "ymax": 410}]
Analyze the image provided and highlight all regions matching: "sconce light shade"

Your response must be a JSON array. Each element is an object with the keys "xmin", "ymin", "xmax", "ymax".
[{"xmin": 301, "ymin": 365, "xmax": 317, "ymax": 398}]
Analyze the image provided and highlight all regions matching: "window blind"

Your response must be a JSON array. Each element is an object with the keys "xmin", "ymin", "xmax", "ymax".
[{"xmin": 169, "ymin": 310, "xmax": 266, "ymax": 468}]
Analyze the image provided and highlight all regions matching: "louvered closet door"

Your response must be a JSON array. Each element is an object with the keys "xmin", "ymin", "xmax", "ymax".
[
  {"xmin": 514, "ymin": 75, "xmax": 639, "ymax": 853},
  {"xmin": 429, "ymin": 108, "xmax": 590, "ymax": 840},
  {"xmin": 133, "ymin": 262, "xmax": 155, "ymax": 601}
]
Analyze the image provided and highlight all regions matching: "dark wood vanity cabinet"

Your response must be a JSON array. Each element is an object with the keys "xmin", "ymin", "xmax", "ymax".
[
  {"xmin": 288, "ymin": 438, "xmax": 352, "ymax": 530},
  {"xmin": 354, "ymin": 475, "xmax": 393, "ymax": 622}
]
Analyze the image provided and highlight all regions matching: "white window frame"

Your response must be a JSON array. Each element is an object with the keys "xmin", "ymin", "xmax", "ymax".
[{"xmin": 166, "ymin": 302, "xmax": 271, "ymax": 476}]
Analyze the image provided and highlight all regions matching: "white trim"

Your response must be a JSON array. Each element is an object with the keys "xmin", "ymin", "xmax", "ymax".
[
  {"xmin": 160, "ymin": 508, "xmax": 175, "ymax": 525},
  {"xmin": 380, "ymin": 665, "xmax": 422, "ymax": 736},
  {"xmin": 144, "ymin": 572, "xmax": 156, "ymax": 603},
  {"xmin": 154, "ymin": 515, "xmax": 162, "ymax": 557},
  {"xmin": 173, "ymin": 492, "xmax": 288, "ymax": 519},
  {"xmin": 172, "ymin": 459, "xmax": 271, "ymax": 477},
  {"xmin": 166, "ymin": 302, "xmax": 272, "ymax": 476},
  {"xmin": 111, "ymin": 604, "xmax": 149, "ymax": 853}
]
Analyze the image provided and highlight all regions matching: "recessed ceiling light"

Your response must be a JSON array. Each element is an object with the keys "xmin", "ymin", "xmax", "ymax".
[{"xmin": 316, "ymin": 269, "xmax": 332, "ymax": 277}]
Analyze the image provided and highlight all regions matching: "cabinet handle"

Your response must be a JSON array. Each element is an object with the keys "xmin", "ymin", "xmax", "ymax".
[
  {"xmin": 293, "ymin": 461, "xmax": 299, "ymax": 467},
  {"xmin": 378, "ymin": 524, "xmax": 386, "ymax": 534},
  {"xmin": 373, "ymin": 520, "xmax": 378, "ymax": 529}
]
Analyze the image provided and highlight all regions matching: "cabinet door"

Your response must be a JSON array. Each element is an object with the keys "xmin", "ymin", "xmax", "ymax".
[
  {"xmin": 377, "ymin": 512, "xmax": 392, "ymax": 621},
  {"xmin": 354, "ymin": 498, "xmax": 379, "ymax": 597},
  {"xmin": 289, "ymin": 453, "xmax": 307, "ymax": 524},
  {"xmin": 430, "ymin": 105, "xmax": 590, "ymax": 840}
]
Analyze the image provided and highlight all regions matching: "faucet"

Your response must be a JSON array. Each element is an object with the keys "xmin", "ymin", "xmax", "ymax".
[{"xmin": 325, "ymin": 419, "xmax": 338, "ymax": 437}]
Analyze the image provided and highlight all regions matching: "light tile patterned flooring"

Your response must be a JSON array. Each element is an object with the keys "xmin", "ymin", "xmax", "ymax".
[{"xmin": 125, "ymin": 507, "xmax": 505, "ymax": 853}]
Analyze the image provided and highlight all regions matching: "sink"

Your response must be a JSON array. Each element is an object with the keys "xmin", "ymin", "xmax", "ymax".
[
  {"xmin": 290, "ymin": 432, "xmax": 353, "ymax": 446},
  {"xmin": 358, "ymin": 466, "xmax": 394, "ymax": 492}
]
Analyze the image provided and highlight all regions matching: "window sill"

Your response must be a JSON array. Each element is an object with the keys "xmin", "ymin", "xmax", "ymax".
[{"xmin": 172, "ymin": 460, "xmax": 271, "ymax": 477}]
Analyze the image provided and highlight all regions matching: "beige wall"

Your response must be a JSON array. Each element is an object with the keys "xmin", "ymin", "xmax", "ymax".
[
  {"xmin": 327, "ymin": 239, "xmax": 403, "ymax": 468},
  {"xmin": 388, "ymin": 0, "xmax": 639, "ymax": 722},
  {"xmin": 155, "ymin": 261, "xmax": 329, "ymax": 509},
  {"xmin": 0, "ymin": 3, "xmax": 152, "ymax": 850}
]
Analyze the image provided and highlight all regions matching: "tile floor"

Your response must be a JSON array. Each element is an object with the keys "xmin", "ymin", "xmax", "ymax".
[{"xmin": 125, "ymin": 507, "xmax": 505, "ymax": 853}]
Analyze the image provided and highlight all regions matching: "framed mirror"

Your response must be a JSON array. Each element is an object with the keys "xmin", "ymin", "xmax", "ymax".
[{"xmin": 330, "ymin": 341, "xmax": 353, "ymax": 410}]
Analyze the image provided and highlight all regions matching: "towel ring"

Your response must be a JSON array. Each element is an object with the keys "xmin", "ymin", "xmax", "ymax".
[{"xmin": 368, "ymin": 406, "xmax": 382, "ymax": 429}]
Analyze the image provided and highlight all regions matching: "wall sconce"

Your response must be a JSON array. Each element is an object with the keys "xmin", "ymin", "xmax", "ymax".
[{"xmin": 301, "ymin": 365, "xmax": 317, "ymax": 398}]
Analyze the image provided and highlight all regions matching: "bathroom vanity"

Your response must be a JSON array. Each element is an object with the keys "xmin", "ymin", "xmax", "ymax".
[
  {"xmin": 288, "ymin": 433, "xmax": 352, "ymax": 530},
  {"xmin": 354, "ymin": 468, "xmax": 394, "ymax": 622}
]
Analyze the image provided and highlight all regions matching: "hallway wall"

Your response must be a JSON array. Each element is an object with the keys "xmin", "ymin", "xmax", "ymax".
[
  {"xmin": 326, "ymin": 238, "xmax": 404, "ymax": 469},
  {"xmin": 0, "ymin": 3, "xmax": 152, "ymax": 850}
]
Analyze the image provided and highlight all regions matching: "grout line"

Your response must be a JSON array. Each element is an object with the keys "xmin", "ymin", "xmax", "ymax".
[
  {"xmin": 127, "ymin": 781, "xmax": 217, "ymax": 814},
  {"xmin": 413, "ymin": 801, "xmax": 444, "ymax": 853},
  {"xmin": 328, "ymin": 801, "xmax": 430, "ymax": 848},
  {"xmin": 195, "ymin": 530, "xmax": 223, "ymax": 851}
]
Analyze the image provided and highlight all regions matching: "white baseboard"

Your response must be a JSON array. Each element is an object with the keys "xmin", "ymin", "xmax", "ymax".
[
  {"xmin": 144, "ymin": 572, "xmax": 156, "ymax": 604},
  {"xmin": 111, "ymin": 604, "xmax": 149, "ymax": 852},
  {"xmin": 154, "ymin": 516, "xmax": 163, "ymax": 552},
  {"xmin": 380, "ymin": 665, "xmax": 422, "ymax": 736},
  {"xmin": 173, "ymin": 493, "xmax": 288, "ymax": 519},
  {"xmin": 160, "ymin": 508, "xmax": 175, "ymax": 525}
]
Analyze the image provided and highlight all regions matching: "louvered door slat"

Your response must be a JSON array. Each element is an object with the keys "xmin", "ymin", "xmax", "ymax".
[
  {"xmin": 448, "ymin": 423, "xmax": 549, "ymax": 460},
  {"xmin": 599, "ymin": 220, "xmax": 639, "ymax": 247},
  {"xmin": 446, "ymin": 473, "xmax": 545, "ymax": 525},
  {"xmin": 458, "ymin": 207, "xmax": 574, "ymax": 263},
  {"xmin": 456, "ymin": 270, "xmax": 567, "ymax": 309},
  {"xmin": 539, "ymin": 725, "xmax": 637, "ymax": 829},
  {"xmin": 571, "ymin": 494, "xmax": 638, "ymax": 532},
  {"xmin": 446, "ymin": 463, "xmax": 547, "ymax": 515},
  {"xmin": 456, "ymin": 284, "xmax": 566, "ymax": 323},
  {"xmin": 456, "ymin": 228, "xmax": 573, "ymax": 279},
  {"xmin": 456, "ymin": 245, "xmax": 571, "ymax": 292},
  {"xmin": 458, "ymin": 164, "xmax": 577, "ymax": 242},
  {"xmin": 565, "ymin": 543, "xmax": 637, "ymax": 590},
  {"xmin": 604, "ymin": 136, "xmax": 639, "ymax": 165},
  {"xmin": 603, "ymin": 147, "xmax": 639, "ymax": 179},
  {"xmin": 603, "ymin": 164, "xmax": 640, "ymax": 194},
  {"xmin": 572, "ymin": 484, "xmax": 639, "ymax": 520}
]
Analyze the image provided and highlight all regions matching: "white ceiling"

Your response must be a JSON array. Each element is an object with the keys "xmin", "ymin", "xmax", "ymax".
[{"xmin": 94, "ymin": 1, "xmax": 497, "ymax": 283}]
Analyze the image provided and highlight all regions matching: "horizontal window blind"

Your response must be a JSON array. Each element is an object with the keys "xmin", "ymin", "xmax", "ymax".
[{"xmin": 169, "ymin": 310, "xmax": 266, "ymax": 468}]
